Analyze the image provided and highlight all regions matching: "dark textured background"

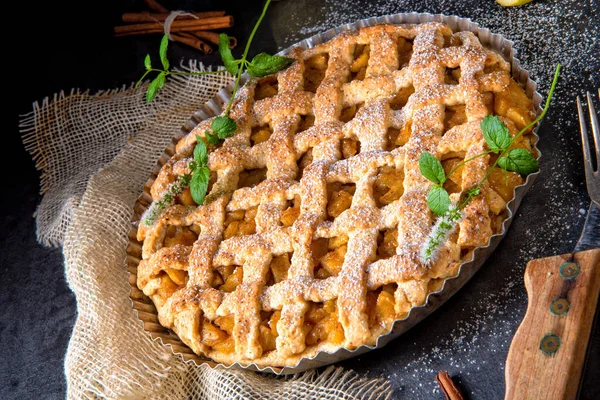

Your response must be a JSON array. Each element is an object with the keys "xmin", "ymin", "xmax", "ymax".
[{"xmin": 3, "ymin": 0, "xmax": 599, "ymax": 399}]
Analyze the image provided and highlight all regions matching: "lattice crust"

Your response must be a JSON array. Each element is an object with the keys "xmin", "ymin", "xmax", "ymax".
[{"xmin": 136, "ymin": 22, "xmax": 536, "ymax": 367}]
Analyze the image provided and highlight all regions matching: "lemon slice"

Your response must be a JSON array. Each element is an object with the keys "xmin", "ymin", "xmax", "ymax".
[
  {"xmin": 496, "ymin": 0, "xmax": 532, "ymax": 7},
  {"xmin": 496, "ymin": 0, "xmax": 533, "ymax": 6}
]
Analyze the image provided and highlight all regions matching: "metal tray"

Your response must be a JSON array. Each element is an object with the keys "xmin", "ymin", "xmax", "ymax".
[{"xmin": 126, "ymin": 12, "xmax": 543, "ymax": 375}]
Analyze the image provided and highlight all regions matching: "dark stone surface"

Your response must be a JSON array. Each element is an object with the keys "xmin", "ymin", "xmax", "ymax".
[{"xmin": 4, "ymin": 0, "xmax": 599, "ymax": 399}]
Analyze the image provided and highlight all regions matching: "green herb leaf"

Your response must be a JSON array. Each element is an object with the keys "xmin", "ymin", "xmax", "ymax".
[
  {"xmin": 247, "ymin": 53, "xmax": 295, "ymax": 77},
  {"xmin": 159, "ymin": 34, "xmax": 170, "ymax": 70},
  {"xmin": 427, "ymin": 186, "xmax": 451, "ymax": 216},
  {"xmin": 194, "ymin": 135, "xmax": 208, "ymax": 165},
  {"xmin": 190, "ymin": 165, "xmax": 210, "ymax": 205},
  {"xmin": 205, "ymin": 130, "xmax": 220, "ymax": 145},
  {"xmin": 219, "ymin": 33, "xmax": 239, "ymax": 75},
  {"xmin": 146, "ymin": 74, "xmax": 163, "ymax": 102},
  {"xmin": 419, "ymin": 151, "xmax": 446, "ymax": 184},
  {"xmin": 155, "ymin": 71, "xmax": 166, "ymax": 89},
  {"xmin": 481, "ymin": 115, "xmax": 511, "ymax": 153},
  {"xmin": 144, "ymin": 54, "xmax": 152, "ymax": 71},
  {"xmin": 498, "ymin": 148, "xmax": 539, "ymax": 175},
  {"xmin": 212, "ymin": 116, "xmax": 237, "ymax": 139}
]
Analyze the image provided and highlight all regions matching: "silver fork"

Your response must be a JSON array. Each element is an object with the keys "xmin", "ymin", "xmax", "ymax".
[
  {"xmin": 577, "ymin": 90, "xmax": 600, "ymax": 207},
  {"xmin": 575, "ymin": 90, "xmax": 600, "ymax": 252}
]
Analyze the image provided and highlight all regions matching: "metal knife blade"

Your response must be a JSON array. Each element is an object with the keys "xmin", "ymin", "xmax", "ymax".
[{"xmin": 574, "ymin": 202, "xmax": 600, "ymax": 252}]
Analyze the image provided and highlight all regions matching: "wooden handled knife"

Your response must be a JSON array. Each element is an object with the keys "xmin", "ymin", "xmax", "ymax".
[{"xmin": 505, "ymin": 202, "xmax": 600, "ymax": 399}]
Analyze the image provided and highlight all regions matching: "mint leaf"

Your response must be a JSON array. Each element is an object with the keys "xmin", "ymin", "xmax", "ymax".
[
  {"xmin": 212, "ymin": 116, "xmax": 237, "ymax": 139},
  {"xmin": 219, "ymin": 33, "xmax": 239, "ymax": 75},
  {"xmin": 205, "ymin": 130, "xmax": 220, "ymax": 145},
  {"xmin": 159, "ymin": 34, "xmax": 170, "ymax": 70},
  {"xmin": 144, "ymin": 54, "xmax": 152, "ymax": 71},
  {"xmin": 146, "ymin": 73, "xmax": 164, "ymax": 103},
  {"xmin": 194, "ymin": 135, "xmax": 208, "ymax": 165},
  {"xmin": 481, "ymin": 115, "xmax": 511, "ymax": 153},
  {"xmin": 146, "ymin": 83, "xmax": 158, "ymax": 103},
  {"xmin": 190, "ymin": 165, "xmax": 210, "ymax": 205},
  {"xmin": 427, "ymin": 186, "xmax": 451, "ymax": 216},
  {"xmin": 498, "ymin": 148, "xmax": 539, "ymax": 175},
  {"xmin": 155, "ymin": 71, "xmax": 166, "ymax": 89},
  {"xmin": 419, "ymin": 151, "xmax": 446, "ymax": 184},
  {"xmin": 247, "ymin": 53, "xmax": 295, "ymax": 77}
]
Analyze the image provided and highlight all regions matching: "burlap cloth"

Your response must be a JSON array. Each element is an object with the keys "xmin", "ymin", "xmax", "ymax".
[{"xmin": 19, "ymin": 65, "xmax": 392, "ymax": 399}]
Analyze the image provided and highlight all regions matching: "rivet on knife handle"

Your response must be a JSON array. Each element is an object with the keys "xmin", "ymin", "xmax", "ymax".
[
  {"xmin": 504, "ymin": 249, "xmax": 600, "ymax": 400},
  {"xmin": 539, "ymin": 334, "xmax": 561, "ymax": 355},
  {"xmin": 549, "ymin": 297, "xmax": 570, "ymax": 316},
  {"xmin": 559, "ymin": 261, "xmax": 580, "ymax": 279}
]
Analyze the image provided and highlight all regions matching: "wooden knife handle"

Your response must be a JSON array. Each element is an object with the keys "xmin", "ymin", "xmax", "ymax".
[{"xmin": 505, "ymin": 248, "xmax": 600, "ymax": 400}]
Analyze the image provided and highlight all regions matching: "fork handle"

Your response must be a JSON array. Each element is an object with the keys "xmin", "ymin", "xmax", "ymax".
[{"xmin": 505, "ymin": 248, "xmax": 600, "ymax": 400}]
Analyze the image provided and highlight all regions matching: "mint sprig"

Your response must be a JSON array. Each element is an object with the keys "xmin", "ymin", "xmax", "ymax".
[
  {"xmin": 186, "ymin": 116, "xmax": 240, "ymax": 203},
  {"xmin": 135, "ymin": 36, "xmax": 226, "ymax": 102},
  {"xmin": 142, "ymin": 167, "xmax": 193, "ymax": 226},
  {"xmin": 214, "ymin": 0, "xmax": 294, "ymax": 119},
  {"xmin": 419, "ymin": 64, "xmax": 561, "ymax": 263},
  {"xmin": 142, "ymin": 0, "xmax": 294, "ymax": 226}
]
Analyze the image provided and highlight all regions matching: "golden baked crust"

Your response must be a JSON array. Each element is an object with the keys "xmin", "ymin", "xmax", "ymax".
[{"xmin": 135, "ymin": 22, "xmax": 536, "ymax": 367}]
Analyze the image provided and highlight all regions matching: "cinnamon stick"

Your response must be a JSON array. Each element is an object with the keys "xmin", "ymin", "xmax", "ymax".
[
  {"xmin": 143, "ymin": 0, "xmax": 168, "ymax": 13},
  {"xmin": 436, "ymin": 371, "xmax": 464, "ymax": 400},
  {"xmin": 114, "ymin": 16, "xmax": 233, "ymax": 36},
  {"xmin": 184, "ymin": 23, "xmax": 235, "ymax": 32},
  {"xmin": 171, "ymin": 33, "xmax": 213, "ymax": 54},
  {"xmin": 190, "ymin": 31, "xmax": 237, "ymax": 48},
  {"xmin": 122, "ymin": 11, "xmax": 226, "ymax": 23}
]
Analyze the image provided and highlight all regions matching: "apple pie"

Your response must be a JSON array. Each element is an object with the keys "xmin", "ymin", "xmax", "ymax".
[{"xmin": 134, "ymin": 22, "xmax": 537, "ymax": 367}]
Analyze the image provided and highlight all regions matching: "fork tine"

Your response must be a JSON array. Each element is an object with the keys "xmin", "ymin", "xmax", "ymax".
[
  {"xmin": 577, "ymin": 96, "xmax": 593, "ymax": 174},
  {"xmin": 586, "ymin": 91, "xmax": 599, "ymax": 169}
]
